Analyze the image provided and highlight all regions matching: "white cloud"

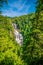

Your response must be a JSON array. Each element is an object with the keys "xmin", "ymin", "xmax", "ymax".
[
  {"xmin": 2, "ymin": 0, "xmax": 34, "ymax": 17},
  {"xmin": 2, "ymin": 8, "xmax": 28, "ymax": 17},
  {"xmin": 8, "ymin": 0, "xmax": 29, "ymax": 12},
  {"xmin": 17, "ymin": 0, "xmax": 27, "ymax": 11}
]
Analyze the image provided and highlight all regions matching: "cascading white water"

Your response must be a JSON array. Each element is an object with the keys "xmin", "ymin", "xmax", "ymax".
[{"xmin": 12, "ymin": 23, "xmax": 23, "ymax": 45}]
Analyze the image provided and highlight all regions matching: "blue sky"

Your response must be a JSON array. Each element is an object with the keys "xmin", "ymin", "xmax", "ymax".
[{"xmin": 2, "ymin": 0, "xmax": 36, "ymax": 17}]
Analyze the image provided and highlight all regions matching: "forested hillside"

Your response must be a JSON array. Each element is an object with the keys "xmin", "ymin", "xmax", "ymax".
[
  {"xmin": 12, "ymin": 11, "xmax": 43, "ymax": 65},
  {"xmin": 0, "ymin": 15, "xmax": 25, "ymax": 65},
  {"xmin": 0, "ymin": 0, "xmax": 43, "ymax": 65}
]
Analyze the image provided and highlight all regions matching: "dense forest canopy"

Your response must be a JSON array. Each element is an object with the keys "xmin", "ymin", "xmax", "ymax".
[{"xmin": 0, "ymin": 0, "xmax": 43, "ymax": 65}]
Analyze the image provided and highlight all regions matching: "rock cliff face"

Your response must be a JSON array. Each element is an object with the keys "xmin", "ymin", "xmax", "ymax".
[{"xmin": 12, "ymin": 23, "xmax": 23, "ymax": 45}]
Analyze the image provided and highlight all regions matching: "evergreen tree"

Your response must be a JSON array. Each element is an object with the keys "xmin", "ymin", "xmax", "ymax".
[{"xmin": 0, "ymin": 16, "xmax": 25, "ymax": 65}]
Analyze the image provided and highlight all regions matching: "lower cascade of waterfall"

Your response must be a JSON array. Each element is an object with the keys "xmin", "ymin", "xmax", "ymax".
[{"xmin": 12, "ymin": 23, "xmax": 23, "ymax": 45}]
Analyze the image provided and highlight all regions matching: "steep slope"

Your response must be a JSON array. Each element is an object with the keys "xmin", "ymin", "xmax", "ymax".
[
  {"xmin": 0, "ymin": 11, "xmax": 43, "ymax": 65},
  {"xmin": 0, "ymin": 16, "xmax": 24, "ymax": 65},
  {"xmin": 11, "ymin": 13, "xmax": 43, "ymax": 65}
]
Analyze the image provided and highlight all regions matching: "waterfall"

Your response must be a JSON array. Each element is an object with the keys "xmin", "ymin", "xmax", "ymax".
[{"xmin": 12, "ymin": 23, "xmax": 23, "ymax": 45}]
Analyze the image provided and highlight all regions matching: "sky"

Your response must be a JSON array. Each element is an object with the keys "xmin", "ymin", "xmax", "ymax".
[{"xmin": 2, "ymin": 0, "xmax": 36, "ymax": 17}]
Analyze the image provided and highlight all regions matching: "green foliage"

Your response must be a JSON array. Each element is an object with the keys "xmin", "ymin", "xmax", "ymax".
[
  {"xmin": 11, "ymin": 2, "xmax": 43, "ymax": 64},
  {"xmin": 0, "ymin": 0, "xmax": 43, "ymax": 65},
  {"xmin": 0, "ymin": 16, "xmax": 24, "ymax": 65}
]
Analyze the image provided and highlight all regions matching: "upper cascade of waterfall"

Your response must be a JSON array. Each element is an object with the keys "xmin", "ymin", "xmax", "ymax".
[
  {"xmin": 12, "ymin": 23, "xmax": 23, "ymax": 46},
  {"xmin": 13, "ymin": 24, "xmax": 17, "ymax": 29}
]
